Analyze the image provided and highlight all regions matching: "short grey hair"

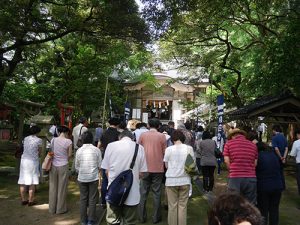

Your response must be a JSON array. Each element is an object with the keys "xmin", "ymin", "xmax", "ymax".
[
  {"xmin": 177, "ymin": 123, "xmax": 186, "ymax": 129},
  {"xmin": 119, "ymin": 130, "xmax": 134, "ymax": 140}
]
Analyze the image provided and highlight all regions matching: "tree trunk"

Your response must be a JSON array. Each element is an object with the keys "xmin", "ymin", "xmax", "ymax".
[{"xmin": 0, "ymin": 74, "xmax": 7, "ymax": 97}]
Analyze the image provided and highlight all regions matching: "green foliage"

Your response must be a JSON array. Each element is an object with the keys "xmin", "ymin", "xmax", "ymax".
[
  {"xmin": 149, "ymin": 0, "xmax": 300, "ymax": 107},
  {"xmin": 0, "ymin": 0, "xmax": 153, "ymax": 120},
  {"xmin": 0, "ymin": 0, "xmax": 150, "ymax": 99}
]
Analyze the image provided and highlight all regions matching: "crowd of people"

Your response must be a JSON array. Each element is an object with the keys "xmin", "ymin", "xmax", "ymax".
[{"xmin": 17, "ymin": 116, "xmax": 300, "ymax": 225}]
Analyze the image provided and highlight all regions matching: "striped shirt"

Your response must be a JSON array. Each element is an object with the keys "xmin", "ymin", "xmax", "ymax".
[
  {"xmin": 223, "ymin": 135, "xmax": 258, "ymax": 178},
  {"xmin": 75, "ymin": 144, "xmax": 102, "ymax": 182}
]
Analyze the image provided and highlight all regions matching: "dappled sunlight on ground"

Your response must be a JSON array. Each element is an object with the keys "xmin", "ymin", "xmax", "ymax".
[
  {"xmin": 54, "ymin": 219, "xmax": 80, "ymax": 225},
  {"xmin": 1, "ymin": 164, "xmax": 300, "ymax": 225}
]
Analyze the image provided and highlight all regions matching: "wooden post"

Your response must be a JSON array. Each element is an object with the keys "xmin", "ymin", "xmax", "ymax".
[{"xmin": 16, "ymin": 111, "xmax": 25, "ymax": 174}]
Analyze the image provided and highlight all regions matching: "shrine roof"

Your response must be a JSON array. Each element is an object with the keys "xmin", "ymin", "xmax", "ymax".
[{"xmin": 227, "ymin": 92, "xmax": 300, "ymax": 119}]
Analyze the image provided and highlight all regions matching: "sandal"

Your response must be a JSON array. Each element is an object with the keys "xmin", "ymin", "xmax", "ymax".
[
  {"xmin": 28, "ymin": 201, "xmax": 37, "ymax": 206},
  {"xmin": 21, "ymin": 200, "xmax": 28, "ymax": 205}
]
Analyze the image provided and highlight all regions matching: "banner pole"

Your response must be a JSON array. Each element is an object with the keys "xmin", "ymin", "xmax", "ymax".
[{"xmin": 102, "ymin": 76, "xmax": 109, "ymax": 128}]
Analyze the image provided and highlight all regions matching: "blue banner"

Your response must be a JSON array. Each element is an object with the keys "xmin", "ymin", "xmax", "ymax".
[
  {"xmin": 216, "ymin": 95, "xmax": 224, "ymax": 150},
  {"xmin": 124, "ymin": 101, "xmax": 131, "ymax": 123}
]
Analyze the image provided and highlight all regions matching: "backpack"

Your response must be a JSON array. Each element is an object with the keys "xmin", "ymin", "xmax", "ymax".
[{"xmin": 105, "ymin": 143, "xmax": 139, "ymax": 207}]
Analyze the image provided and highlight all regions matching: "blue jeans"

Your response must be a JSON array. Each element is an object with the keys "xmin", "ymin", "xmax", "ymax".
[
  {"xmin": 101, "ymin": 169, "xmax": 108, "ymax": 205},
  {"xmin": 217, "ymin": 157, "xmax": 223, "ymax": 175}
]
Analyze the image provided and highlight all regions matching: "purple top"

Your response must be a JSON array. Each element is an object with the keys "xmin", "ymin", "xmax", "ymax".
[{"xmin": 51, "ymin": 137, "xmax": 72, "ymax": 167}]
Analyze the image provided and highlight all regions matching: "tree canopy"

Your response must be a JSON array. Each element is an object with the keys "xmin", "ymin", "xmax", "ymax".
[
  {"xmin": 1, "ymin": 0, "xmax": 299, "ymax": 120},
  {"xmin": 144, "ymin": 0, "xmax": 300, "ymax": 107},
  {"xmin": 1, "ymin": 0, "xmax": 152, "ymax": 117}
]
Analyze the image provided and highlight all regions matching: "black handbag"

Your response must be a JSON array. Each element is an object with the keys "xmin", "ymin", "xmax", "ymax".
[
  {"xmin": 76, "ymin": 126, "xmax": 84, "ymax": 148},
  {"xmin": 214, "ymin": 147, "xmax": 222, "ymax": 158},
  {"xmin": 105, "ymin": 143, "xmax": 139, "ymax": 206}
]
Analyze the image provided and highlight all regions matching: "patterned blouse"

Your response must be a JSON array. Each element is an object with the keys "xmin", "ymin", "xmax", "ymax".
[{"xmin": 22, "ymin": 135, "xmax": 42, "ymax": 161}]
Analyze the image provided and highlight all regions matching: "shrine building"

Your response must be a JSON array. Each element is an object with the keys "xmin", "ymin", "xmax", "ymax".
[{"xmin": 124, "ymin": 72, "xmax": 208, "ymax": 126}]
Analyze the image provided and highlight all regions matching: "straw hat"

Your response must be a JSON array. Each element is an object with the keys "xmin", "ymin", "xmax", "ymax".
[{"xmin": 227, "ymin": 128, "xmax": 247, "ymax": 140}]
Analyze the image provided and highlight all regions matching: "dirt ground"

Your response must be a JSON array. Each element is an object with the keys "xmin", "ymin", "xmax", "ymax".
[
  {"xmin": 1, "ymin": 163, "xmax": 300, "ymax": 225},
  {"xmin": 0, "ymin": 178, "xmax": 83, "ymax": 225},
  {"xmin": 0, "ymin": 172, "xmax": 212, "ymax": 225}
]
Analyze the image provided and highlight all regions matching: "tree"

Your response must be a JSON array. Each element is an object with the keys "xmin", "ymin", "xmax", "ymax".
[
  {"xmin": 0, "ymin": 0, "xmax": 149, "ymax": 96},
  {"xmin": 142, "ymin": 0, "xmax": 300, "ymax": 107},
  {"xmin": 2, "ymin": 32, "xmax": 153, "ymax": 118}
]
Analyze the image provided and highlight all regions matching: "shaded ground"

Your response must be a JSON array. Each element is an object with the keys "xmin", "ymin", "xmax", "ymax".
[{"xmin": 0, "ymin": 144, "xmax": 300, "ymax": 225}]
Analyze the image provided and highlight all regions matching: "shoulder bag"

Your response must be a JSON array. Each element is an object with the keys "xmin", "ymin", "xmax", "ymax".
[
  {"xmin": 42, "ymin": 138, "xmax": 54, "ymax": 171},
  {"xmin": 76, "ymin": 126, "xmax": 84, "ymax": 148},
  {"xmin": 214, "ymin": 143, "xmax": 223, "ymax": 158},
  {"xmin": 184, "ymin": 146, "xmax": 200, "ymax": 178},
  {"xmin": 105, "ymin": 143, "xmax": 139, "ymax": 207}
]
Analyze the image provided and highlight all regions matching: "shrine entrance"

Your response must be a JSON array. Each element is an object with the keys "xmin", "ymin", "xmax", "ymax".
[
  {"xmin": 124, "ymin": 73, "xmax": 208, "ymax": 126},
  {"xmin": 143, "ymin": 99, "xmax": 172, "ymax": 120}
]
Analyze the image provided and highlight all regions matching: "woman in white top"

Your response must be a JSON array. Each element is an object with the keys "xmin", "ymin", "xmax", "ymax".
[
  {"xmin": 163, "ymin": 130, "xmax": 194, "ymax": 225},
  {"xmin": 49, "ymin": 125, "xmax": 72, "ymax": 214},
  {"xmin": 18, "ymin": 126, "xmax": 42, "ymax": 206}
]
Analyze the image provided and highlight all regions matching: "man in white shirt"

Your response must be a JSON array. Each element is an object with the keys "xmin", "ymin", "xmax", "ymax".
[
  {"xmin": 133, "ymin": 122, "xmax": 148, "ymax": 143},
  {"xmin": 71, "ymin": 117, "xmax": 88, "ymax": 173},
  {"xmin": 290, "ymin": 129, "xmax": 300, "ymax": 195},
  {"xmin": 75, "ymin": 131, "xmax": 102, "ymax": 225},
  {"xmin": 101, "ymin": 130, "xmax": 147, "ymax": 225}
]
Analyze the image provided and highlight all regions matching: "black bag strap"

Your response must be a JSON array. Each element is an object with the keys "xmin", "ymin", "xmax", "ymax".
[
  {"xmin": 130, "ymin": 144, "xmax": 139, "ymax": 169},
  {"xmin": 79, "ymin": 125, "xmax": 84, "ymax": 135}
]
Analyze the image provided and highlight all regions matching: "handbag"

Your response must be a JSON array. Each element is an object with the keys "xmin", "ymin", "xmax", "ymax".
[
  {"xmin": 105, "ymin": 144, "xmax": 139, "ymax": 207},
  {"xmin": 214, "ymin": 147, "xmax": 223, "ymax": 158},
  {"xmin": 184, "ymin": 148, "xmax": 200, "ymax": 178},
  {"xmin": 42, "ymin": 139, "xmax": 54, "ymax": 171},
  {"xmin": 76, "ymin": 126, "xmax": 84, "ymax": 148}
]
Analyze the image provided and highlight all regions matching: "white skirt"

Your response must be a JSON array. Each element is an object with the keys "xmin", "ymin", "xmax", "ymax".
[{"xmin": 18, "ymin": 158, "xmax": 40, "ymax": 185}]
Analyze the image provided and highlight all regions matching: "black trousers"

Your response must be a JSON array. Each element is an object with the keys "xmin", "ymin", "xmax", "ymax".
[
  {"xmin": 257, "ymin": 190, "xmax": 282, "ymax": 225},
  {"xmin": 201, "ymin": 166, "xmax": 216, "ymax": 191},
  {"xmin": 296, "ymin": 163, "xmax": 300, "ymax": 195}
]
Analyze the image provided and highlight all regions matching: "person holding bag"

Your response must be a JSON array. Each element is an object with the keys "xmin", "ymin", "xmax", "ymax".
[
  {"xmin": 49, "ymin": 125, "xmax": 72, "ymax": 214},
  {"xmin": 18, "ymin": 125, "xmax": 42, "ymax": 206},
  {"xmin": 163, "ymin": 130, "xmax": 194, "ymax": 225},
  {"xmin": 101, "ymin": 130, "xmax": 147, "ymax": 225}
]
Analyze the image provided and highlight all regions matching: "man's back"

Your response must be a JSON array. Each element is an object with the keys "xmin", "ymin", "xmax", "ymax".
[
  {"xmin": 272, "ymin": 133, "xmax": 287, "ymax": 155},
  {"xmin": 102, "ymin": 137, "xmax": 147, "ymax": 205},
  {"xmin": 133, "ymin": 127, "xmax": 148, "ymax": 143},
  {"xmin": 72, "ymin": 123, "xmax": 88, "ymax": 148},
  {"xmin": 223, "ymin": 135, "xmax": 258, "ymax": 178},
  {"xmin": 139, "ymin": 129, "xmax": 167, "ymax": 173},
  {"xmin": 100, "ymin": 127, "xmax": 119, "ymax": 150}
]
